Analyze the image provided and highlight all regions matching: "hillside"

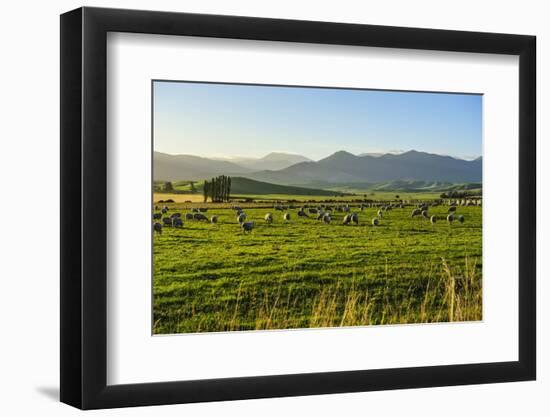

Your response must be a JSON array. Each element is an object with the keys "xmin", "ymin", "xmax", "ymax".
[
  {"xmin": 369, "ymin": 180, "xmax": 481, "ymax": 192},
  {"xmin": 227, "ymin": 177, "xmax": 347, "ymax": 196}
]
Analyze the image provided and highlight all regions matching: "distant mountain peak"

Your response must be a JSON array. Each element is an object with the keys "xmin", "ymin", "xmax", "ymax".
[
  {"xmin": 260, "ymin": 152, "xmax": 311, "ymax": 162},
  {"xmin": 334, "ymin": 150, "xmax": 355, "ymax": 156}
]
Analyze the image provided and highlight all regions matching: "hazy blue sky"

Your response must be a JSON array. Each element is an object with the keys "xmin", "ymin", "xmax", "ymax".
[{"xmin": 153, "ymin": 81, "xmax": 482, "ymax": 161}]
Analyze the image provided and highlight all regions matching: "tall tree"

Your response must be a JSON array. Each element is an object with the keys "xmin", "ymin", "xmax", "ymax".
[
  {"xmin": 203, "ymin": 180, "xmax": 210, "ymax": 203},
  {"xmin": 227, "ymin": 176, "xmax": 231, "ymax": 201},
  {"xmin": 213, "ymin": 177, "xmax": 219, "ymax": 202},
  {"xmin": 222, "ymin": 175, "xmax": 227, "ymax": 201}
]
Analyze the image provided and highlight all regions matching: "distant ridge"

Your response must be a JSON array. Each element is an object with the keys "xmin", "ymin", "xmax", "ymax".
[
  {"xmin": 154, "ymin": 149, "xmax": 482, "ymax": 186},
  {"xmin": 246, "ymin": 150, "xmax": 482, "ymax": 185},
  {"xmin": 153, "ymin": 152, "xmax": 252, "ymax": 181},
  {"xmin": 155, "ymin": 151, "xmax": 311, "ymax": 180}
]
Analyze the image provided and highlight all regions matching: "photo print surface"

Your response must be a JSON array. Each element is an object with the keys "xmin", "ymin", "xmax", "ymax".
[{"xmin": 152, "ymin": 81, "xmax": 482, "ymax": 334}]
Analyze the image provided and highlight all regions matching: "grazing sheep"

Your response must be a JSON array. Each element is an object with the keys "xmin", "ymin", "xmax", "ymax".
[
  {"xmin": 448, "ymin": 206, "xmax": 457, "ymax": 213},
  {"xmin": 297, "ymin": 209, "xmax": 309, "ymax": 218},
  {"xmin": 447, "ymin": 214, "xmax": 455, "ymax": 223},
  {"xmin": 172, "ymin": 217, "xmax": 183, "ymax": 228},
  {"xmin": 372, "ymin": 218, "xmax": 379, "ymax": 226},
  {"xmin": 343, "ymin": 214, "xmax": 352, "ymax": 225},
  {"xmin": 322, "ymin": 214, "xmax": 331, "ymax": 224},
  {"xmin": 308, "ymin": 208, "xmax": 318, "ymax": 214},
  {"xmin": 153, "ymin": 222, "xmax": 162, "ymax": 234},
  {"xmin": 411, "ymin": 208, "xmax": 422, "ymax": 217},
  {"xmin": 185, "ymin": 213, "xmax": 193, "ymax": 220},
  {"xmin": 162, "ymin": 205, "xmax": 169, "ymax": 211},
  {"xmin": 241, "ymin": 221, "xmax": 254, "ymax": 233},
  {"xmin": 377, "ymin": 210, "xmax": 383, "ymax": 218},
  {"xmin": 430, "ymin": 215, "xmax": 437, "ymax": 224},
  {"xmin": 351, "ymin": 213, "xmax": 359, "ymax": 225},
  {"xmin": 162, "ymin": 217, "xmax": 172, "ymax": 226},
  {"xmin": 198, "ymin": 208, "xmax": 208, "ymax": 213},
  {"xmin": 153, "ymin": 212, "xmax": 162, "ymax": 220},
  {"xmin": 237, "ymin": 213, "xmax": 247, "ymax": 224},
  {"xmin": 210, "ymin": 215, "xmax": 218, "ymax": 224},
  {"xmin": 457, "ymin": 214, "xmax": 465, "ymax": 223},
  {"xmin": 421, "ymin": 210, "xmax": 429, "ymax": 218},
  {"xmin": 193, "ymin": 213, "xmax": 208, "ymax": 221},
  {"xmin": 283, "ymin": 212, "xmax": 291, "ymax": 221},
  {"xmin": 264, "ymin": 213, "xmax": 273, "ymax": 223},
  {"xmin": 170, "ymin": 212, "xmax": 181, "ymax": 219},
  {"xmin": 161, "ymin": 207, "xmax": 168, "ymax": 215}
]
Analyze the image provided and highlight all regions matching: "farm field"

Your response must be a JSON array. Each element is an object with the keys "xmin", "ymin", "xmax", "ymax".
[{"xmin": 153, "ymin": 200, "xmax": 482, "ymax": 334}]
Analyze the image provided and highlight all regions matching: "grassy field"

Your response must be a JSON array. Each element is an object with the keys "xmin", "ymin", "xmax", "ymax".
[{"xmin": 153, "ymin": 199, "xmax": 482, "ymax": 334}]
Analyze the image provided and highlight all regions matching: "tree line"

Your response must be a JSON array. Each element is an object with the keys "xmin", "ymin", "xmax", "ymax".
[
  {"xmin": 203, "ymin": 175, "xmax": 231, "ymax": 203},
  {"xmin": 440, "ymin": 190, "xmax": 482, "ymax": 199}
]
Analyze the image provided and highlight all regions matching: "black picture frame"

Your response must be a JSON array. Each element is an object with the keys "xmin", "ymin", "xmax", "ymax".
[{"xmin": 60, "ymin": 6, "xmax": 536, "ymax": 410}]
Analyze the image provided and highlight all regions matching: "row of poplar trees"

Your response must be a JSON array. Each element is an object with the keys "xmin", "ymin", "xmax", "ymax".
[{"xmin": 203, "ymin": 175, "xmax": 231, "ymax": 203}]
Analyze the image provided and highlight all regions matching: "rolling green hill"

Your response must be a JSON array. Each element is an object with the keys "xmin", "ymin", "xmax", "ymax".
[
  {"xmin": 228, "ymin": 177, "xmax": 347, "ymax": 196},
  {"xmin": 154, "ymin": 177, "xmax": 347, "ymax": 196},
  {"xmin": 369, "ymin": 180, "xmax": 481, "ymax": 192}
]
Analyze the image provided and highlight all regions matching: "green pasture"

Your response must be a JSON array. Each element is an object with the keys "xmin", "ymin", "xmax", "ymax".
[{"xmin": 153, "ymin": 199, "xmax": 482, "ymax": 334}]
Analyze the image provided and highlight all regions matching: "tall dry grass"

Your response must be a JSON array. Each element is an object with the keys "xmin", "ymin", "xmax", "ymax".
[{"xmin": 154, "ymin": 256, "xmax": 482, "ymax": 334}]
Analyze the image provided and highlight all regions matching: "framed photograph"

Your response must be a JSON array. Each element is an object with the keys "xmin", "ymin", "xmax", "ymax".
[{"xmin": 60, "ymin": 7, "xmax": 536, "ymax": 409}]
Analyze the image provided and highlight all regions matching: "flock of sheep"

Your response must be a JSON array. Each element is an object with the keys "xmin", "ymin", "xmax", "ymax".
[{"xmin": 152, "ymin": 198, "xmax": 477, "ymax": 234}]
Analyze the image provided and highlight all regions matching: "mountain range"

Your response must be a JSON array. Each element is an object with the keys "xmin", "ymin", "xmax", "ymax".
[
  {"xmin": 154, "ymin": 150, "xmax": 482, "ymax": 186},
  {"xmin": 212, "ymin": 152, "xmax": 312, "ymax": 171}
]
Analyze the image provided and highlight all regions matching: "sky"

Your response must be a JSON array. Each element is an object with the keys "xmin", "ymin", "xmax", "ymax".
[{"xmin": 153, "ymin": 81, "xmax": 482, "ymax": 161}]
